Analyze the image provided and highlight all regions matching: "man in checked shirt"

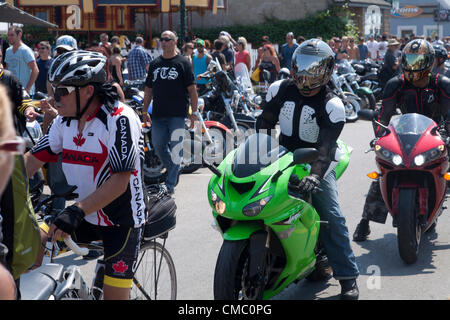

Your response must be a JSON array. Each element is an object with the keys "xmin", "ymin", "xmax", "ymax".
[{"xmin": 127, "ymin": 37, "xmax": 153, "ymax": 81}]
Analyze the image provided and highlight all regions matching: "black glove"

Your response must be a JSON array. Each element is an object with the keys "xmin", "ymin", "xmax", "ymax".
[
  {"xmin": 52, "ymin": 205, "xmax": 85, "ymax": 235},
  {"xmin": 288, "ymin": 174, "xmax": 321, "ymax": 194},
  {"xmin": 369, "ymin": 138, "xmax": 378, "ymax": 148}
]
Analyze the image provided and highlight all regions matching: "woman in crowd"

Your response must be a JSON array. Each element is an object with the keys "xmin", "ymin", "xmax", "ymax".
[
  {"xmin": 258, "ymin": 44, "xmax": 280, "ymax": 84},
  {"xmin": 234, "ymin": 37, "xmax": 252, "ymax": 72}
]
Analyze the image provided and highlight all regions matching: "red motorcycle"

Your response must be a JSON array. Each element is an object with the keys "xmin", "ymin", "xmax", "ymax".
[{"xmin": 363, "ymin": 112, "xmax": 450, "ymax": 264}]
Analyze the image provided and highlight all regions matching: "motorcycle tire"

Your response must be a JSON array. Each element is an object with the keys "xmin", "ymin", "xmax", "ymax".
[
  {"xmin": 344, "ymin": 96, "xmax": 360, "ymax": 123},
  {"xmin": 203, "ymin": 128, "xmax": 229, "ymax": 166},
  {"xmin": 143, "ymin": 150, "xmax": 168, "ymax": 185},
  {"xmin": 180, "ymin": 135, "xmax": 203, "ymax": 174},
  {"xmin": 367, "ymin": 93, "xmax": 377, "ymax": 110},
  {"xmin": 214, "ymin": 239, "xmax": 265, "ymax": 300},
  {"xmin": 397, "ymin": 188, "xmax": 421, "ymax": 264}
]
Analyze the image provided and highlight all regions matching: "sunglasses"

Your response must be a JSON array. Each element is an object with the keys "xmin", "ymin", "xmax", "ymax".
[
  {"xmin": 51, "ymin": 85, "xmax": 77, "ymax": 101},
  {"xmin": 56, "ymin": 48, "xmax": 70, "ymax": 55},
  {"xmin": 161, "ymin": 37, "xmax": 174, "ymax": 42},
  {"xmin": 0, "ymin": 137, "xmax": 25, "ymax": 155}
]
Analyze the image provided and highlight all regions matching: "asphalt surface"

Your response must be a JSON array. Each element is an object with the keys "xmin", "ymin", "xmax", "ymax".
[{"xmin": 51, "ymin": 118, "xmax": 450, "ymax": 300}]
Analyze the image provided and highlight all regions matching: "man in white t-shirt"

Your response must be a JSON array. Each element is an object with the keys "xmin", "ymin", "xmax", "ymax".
[
  {"xmin": 376, "ymin": 35, "xmax": 388, "ymax": 63},
  {"xmin": 4, "ymin": 26, "xmax": 39, "ymax": 96},
  {"xmin": 366, "ymin": 35, "xmax": 378, "ymax": 61}
]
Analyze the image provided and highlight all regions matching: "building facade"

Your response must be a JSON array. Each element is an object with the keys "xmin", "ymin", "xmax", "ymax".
[
  {"xmin": 389, "ymin": 0, "xmax": 449, "ymax": 39},
  {"xmin": 333, "ymin": 0, "xmax": 392, "ymax": 37}
]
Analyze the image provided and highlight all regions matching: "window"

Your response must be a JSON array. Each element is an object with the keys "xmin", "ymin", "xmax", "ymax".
[
  {"xmin": 117, "ymin": 7, "xmax": 125, "ymax": 28},
  {"xmin": 96, "ymin": 7, "xmax": 107, "ymax": 28},
  {"xmin": 35, "ymin": 10, "xmax": 47, "ymax": 22},
  {"xmin": 423, "ymin": 25, "xmax": 443, "ymax": 39},
  {"xmin": 397, "ymin": 25, "xmax": 417, "ymax": 39},
  {"xmin": 54, "ymin": 7, "xmax": 62, "ymax": 26}
]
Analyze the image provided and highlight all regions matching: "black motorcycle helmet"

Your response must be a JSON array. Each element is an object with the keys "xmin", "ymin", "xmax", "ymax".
[
  {"xmin": 291, "ymin": 39, "xmax": 335, "ymax": 94},
  {"xmin": 433, "ymin": 44, "xmax": 448, "ymax": 66}
]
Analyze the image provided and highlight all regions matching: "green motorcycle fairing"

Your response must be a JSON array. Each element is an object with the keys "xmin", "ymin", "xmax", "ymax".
[
  {"xmin": 355, "ymin": 86, "xmax": 373, "ymax": 95},
  {"xmin": 208, "ymin": 134, "xmax": 352, "ymax": 299}
]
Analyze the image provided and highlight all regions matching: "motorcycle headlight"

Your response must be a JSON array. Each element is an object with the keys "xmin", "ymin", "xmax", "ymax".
[
  {"xmin": 242, "ymin": 196, "xmax": 272, "ymax": 217},
  {"xmin": 253, "ymin": 95, "xmax": 262, "ymax": 105},
  {"xmin": 375, "ymin": 146, "xmax": 403, "ymax": 166},
  {"xmin": 413, "ymin": 145, "xmax": 445, "ymax": 167},
  {"xmin": 210, "ymin": 189, "xmax": 226, "ymax": 214}
]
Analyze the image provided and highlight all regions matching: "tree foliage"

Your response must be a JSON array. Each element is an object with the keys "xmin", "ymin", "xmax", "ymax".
[{"xmin": 192, "ymin": 5, "xmax": 357, "ymax": 46}]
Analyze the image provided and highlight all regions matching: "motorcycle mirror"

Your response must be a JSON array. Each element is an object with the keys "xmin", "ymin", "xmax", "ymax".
[
  {"xmin": 293, "ymin": 148, "xmax": 320, "ymax": 165},
  {"xmin": 431, "ymin": 126, "xmax": 439, "ymax": 135},
  {"xmin": 203, "ymin": 160, "xmax": 221, "ymax": 177},
  {"xmin": 357, "ymin": 109, "xmax": 376, "ymax": 121}
]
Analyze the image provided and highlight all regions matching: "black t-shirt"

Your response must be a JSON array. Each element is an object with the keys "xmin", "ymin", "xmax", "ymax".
[
  {"xmin": 145, "ymin": 54, "xmax": 195, "ymax": 118},
  {"xmin": 35, "ymin": 57, "xmax": 53, "ymax": 94},
  {"xmin": 211, "ymin": 51, "xmax": 227, "ymax": 68}
]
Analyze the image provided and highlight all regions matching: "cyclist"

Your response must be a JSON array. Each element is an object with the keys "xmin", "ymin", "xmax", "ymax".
[
  {"xmin": 255, "ymin": 39, "xmax": 360, "ymax": 300},
  {"xmin": 353, "ymin": 39, "xmax": 450, "ymax": 241},
  {"xmin": 24, "ymin": 50, "xmax": 146, "ymax": 300}
]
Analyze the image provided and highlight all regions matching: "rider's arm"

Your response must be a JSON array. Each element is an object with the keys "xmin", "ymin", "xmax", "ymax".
[
  {"xmin": 311, "ymin": 97, "xmax": 346, "ymax": 178},
  {"xmin": 24, "ymin": 151, "xmax": 45, "ymax": 179},
  {"xmin": 74, "ymin": 171, "xmax": 131, "ymax": 216},
  {"xmin": 26, "ymin": 118, "xmax": 62, "ymax": 177},
  {"xmin": 375, "ymin": 76, "xmax": 402, "ymax": 136},
  {"xmin": 437, "ymin": 74, "xmax": 450, "ymax": 133},
  {"xmin": 255, "ymin": 80, "xmax": 285, "ymax": 131}
]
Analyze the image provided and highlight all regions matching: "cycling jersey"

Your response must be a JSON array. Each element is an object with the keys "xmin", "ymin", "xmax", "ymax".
[
  {"xmin": 31, "ymin": 101, "xmax": 146, "ymax": 228},
  {"xmin": 256, "ymin": 79, "xmax": 346, "ymax": 178}
]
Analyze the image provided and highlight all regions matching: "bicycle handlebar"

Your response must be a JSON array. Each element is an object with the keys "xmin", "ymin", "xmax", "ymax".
[{"xmin": 63, "ymin": 237, "xmax": 89, "ymax": 256}]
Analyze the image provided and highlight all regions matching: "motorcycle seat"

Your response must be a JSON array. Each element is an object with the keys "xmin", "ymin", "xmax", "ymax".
[
  {"xmin": 19, "ymin": 263, "xmax": 64, "ymax": 300},
  {"xmin": 360, "ymin": 73, "xmax": 378, "ymax": 81}
]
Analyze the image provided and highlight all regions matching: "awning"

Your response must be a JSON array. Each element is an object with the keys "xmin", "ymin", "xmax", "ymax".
[{"xmin": 0, "ymin": 3, "xmax": 58, "ymax": 28}]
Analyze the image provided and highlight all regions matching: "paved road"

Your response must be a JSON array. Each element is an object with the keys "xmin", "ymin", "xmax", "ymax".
[{"xmin": 53, "ymin": 119, "xmax": 450, "ymax": 300}]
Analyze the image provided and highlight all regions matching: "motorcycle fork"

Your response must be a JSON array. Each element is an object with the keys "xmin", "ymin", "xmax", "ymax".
[
  {"xmin": 248, "ymin": 227, "xmax": 270, "ymax": 287},
  {"xmin": 222, "ymin": 93, "xmax": 239, "ymax": 131}
]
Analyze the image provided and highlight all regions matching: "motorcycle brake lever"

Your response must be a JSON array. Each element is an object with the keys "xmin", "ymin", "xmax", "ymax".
[{"xmin": 365, "ymin": 148, "xmax": 374, "ymax": 153}]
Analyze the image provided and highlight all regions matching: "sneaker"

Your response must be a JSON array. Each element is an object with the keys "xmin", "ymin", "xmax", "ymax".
[
  {"xmin": 353, "ymin": 219, "xmax": 370, "ymax": 242},
  {"xmin": 339, "ymin": 279, "xmax": 359, "ymax": 300}
]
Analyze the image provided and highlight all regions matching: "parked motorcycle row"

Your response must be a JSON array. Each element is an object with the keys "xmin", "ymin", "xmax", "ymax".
[{"xmin": 126, "ymin": 59, "xmax": 264, "ymax": 185}]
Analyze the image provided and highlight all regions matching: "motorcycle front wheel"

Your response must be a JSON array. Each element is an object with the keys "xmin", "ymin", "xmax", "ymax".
[
  {"xmin": 397, "ymin": 188, "xmax": 421, "ymax": 264},
  {"xmin": 143, "ymin": 150, "xmax": 168, "ymax": 185},
  {"xmin": 214, "ymin": 240, "xmax": 266, "ymax": 300}
]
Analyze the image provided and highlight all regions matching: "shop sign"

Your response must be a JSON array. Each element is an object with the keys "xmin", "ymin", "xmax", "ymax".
[{"xmin": 391, "ymin": 5, "xmax": 423, "ymax": 18}]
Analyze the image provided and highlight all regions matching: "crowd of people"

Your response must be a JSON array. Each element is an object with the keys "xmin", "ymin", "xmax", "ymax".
[{"xmin": 1, "ymin": 24, "xmax": 450, "ymax": 301}]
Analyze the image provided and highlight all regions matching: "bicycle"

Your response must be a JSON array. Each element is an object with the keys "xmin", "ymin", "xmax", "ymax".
[{"xmin": 20, "ymin": 184, "xmax": 177, "ymax": 300}]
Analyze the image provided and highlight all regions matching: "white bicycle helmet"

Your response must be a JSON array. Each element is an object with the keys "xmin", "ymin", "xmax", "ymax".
[
  {"xmin": 48, "ymin": 50, "xmax": 107, "ymax": 87},
  {"xmin": 48, "ymin": 50, "xmax": 107, "ymax": 119}
]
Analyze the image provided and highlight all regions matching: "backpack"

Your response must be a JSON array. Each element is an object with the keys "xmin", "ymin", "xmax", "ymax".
[
  {"xmin": 143, "ymin": 184, "xmax": 177, "ymax": 241},
  {"xmin": 0, "ymin": 155, "xmax": 41, "ymax": 279}
]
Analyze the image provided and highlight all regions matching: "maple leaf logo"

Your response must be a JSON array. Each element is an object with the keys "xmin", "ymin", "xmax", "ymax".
[
  {"xmin": 111, "ymin": 107, "xmax": 124, "ymax": 116},
  {"xmin": 73, "ymin": 133, "xmax": 86, "ymax": 147},
  {"xmin": 131, "ymin": 169, "xmax": 138, "ymax": 177},
  {"xmin": 112, "ymin": 260, "xmax": 128, "ymax": 274}
]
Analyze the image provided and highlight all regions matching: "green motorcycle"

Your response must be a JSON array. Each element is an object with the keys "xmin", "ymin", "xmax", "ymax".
[{"xmin": 207, "ymin": 133, "xmax": 352, "ymax": 300}]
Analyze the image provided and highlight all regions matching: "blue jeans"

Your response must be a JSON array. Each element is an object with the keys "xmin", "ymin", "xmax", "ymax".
[
  {"xmin": 312, "ymin": 170, "xmax": 359, "ymax": 280},
  {"xmin": 151, "ymin": 117, "xmax": 185, "ymax": 191}
]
